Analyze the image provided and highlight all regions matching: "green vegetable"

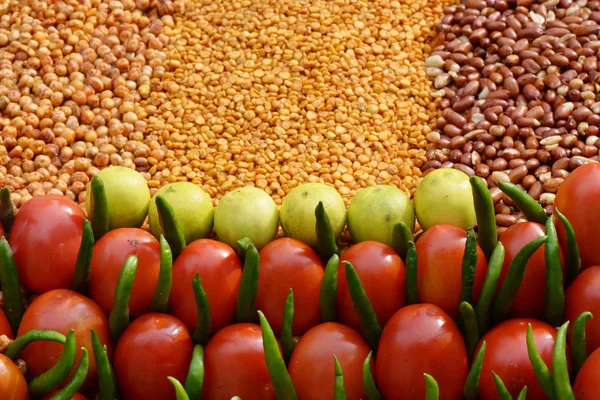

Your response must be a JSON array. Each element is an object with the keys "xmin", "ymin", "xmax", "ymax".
[
  {"xmin": 315, "ymin": 201, "xmax": 340, "ymax": 264},
  {"xmin": 391, "ymin": 221, "xmax": 413, "ymax": 260},
  {"xmin": 156, "ymin": 194, "xmax": 186, "ymax": 259},
  {"xmin": 475, "ymin": 243, "xmax": 504, "ymax": 336},
  {"xmin": 109, "ymin": 255, "xmax": 138, "ymax": 343},
  {"xmin": 526, "ymin": 323, "xmax": 554, "ymax": 399},
  {"xmin": 91, "ymin": 328, "xmax": 118, "ymax": 400},
  {"xmin": 460, "ymin": 228, "xmax": 478, "ymax": 306},
  {"xmin": 543, "ymin": 217, "xmax": 565, "ymax": 326},
  {"xmin": 460, "ymin": 301, "xmax": 479, "ymax": 360},
  {"xmin": 152, "ymin": 235, "xmax": 173, "ymax": 313},
  {"xmin": 470, "ymin": 176, "xmax": 498, "ymax": 260},
  {"xmin": 492, "ymin": 372, "xmax": 514, "ymax": 400},
  {"xmin": 363, "ymin": 352, "xmax": 382, "ymax": 400},
  {"xmin": 552, "ymin": 322, "xmax": 574, "ymax": 400},
  {"xmin": 0, "ymin": 237, "xmax": 26, "ymax": 333},
  {"xmin": 184, "ymin": 345, "xmax": 204, "ymax": 400},
  {"xmin": 554, "ymin": 208, "xmax": 581, "ymax": 286},
  {"xmin": 463, "ymin": 342, "xmax": 486, "ymax": 400},
  {"xmin": 89, "ymin": 175, "xmax": 110, "ymax": 241},
  {"xmin": 0, "ymin": 188, "xmax": 15, "ymax": 233},
  {"xmin": 424, "ymin": 374, "xmax": 439, "ymax": 400},
  {"xmin": 498, "ymin": 181, "xmax": 547, "ymax": 224},
  {"xmin": 320, "ymin": 254, "xmax": 339, "ymax": 322},
  {"xmin": 192, "ymin": 274, "xmax": 211, "ymax": 345},
  {"xmin": 281, "ymin": 289, "xmax": 295, "ymax": 364},
  {"xmin": 333, "ymin": 355, "xmax": 347, "ymax": 400},
  {"xmin": 48, "ymin": 348, "xmax": 89, "ymax": 400},
  {"xmin": 168, "ymin": 377, "xmax": 190, "ymax": 400},
  {"xmin": 405, "ymin": 241, "xmax": 419, "ymax": 305},
  {"xmin": 236, "ymin": 239, "xmax": 259, "ymax": 323},
  {"xmin": 72, "ymin": 219, "xmax": 94, "ymax": 295},
  {"xmin": 29, "ymin": 330, "xmax": 77, "ymax": 397},
  {"xmin": 572, "ymin": 311, "xmax": 593, "ymax": 376},
  {"xmin": 5, "ymin": 330, "xmax": 66, "ymax": 360}
]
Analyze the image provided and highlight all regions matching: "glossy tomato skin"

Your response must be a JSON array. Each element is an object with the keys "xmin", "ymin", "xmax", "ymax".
[
  {"xmin": 573, "ymin": 346, "xmax": 600, "ymax": 399},
  {"xmin": 17, "ymin": 289, "xmax": 112, "ymax": 391},
  {"xmin": 289, "ymin": 322, "xmax": 373, "ymax": 400},
  {"xmin": 498, "ymin": 222, "xmax": 565, "ymax": 319},
  {"xmin": 565, "ymin": 266, "xmax": 600, "ymax": 354},
  {"xmin": 337, "ymin": 241, "xmax": 406, "ymax": 331},
  {"xmin": 415, "ymin": 225, "xmax": 488, "ymax": 319},
  {"xmin": 203, "ymin": 323, "xmax": 277, "ymax": 400},
  {"xmin": 170, "ymin": 239, "xmax": 242, "ymax": 335},
  {"xmin": 0, "ymin": 307, "xmax": 14, "ymax": 339},
  {"xmin": 0, "ymin": 354, "xmax": 28, "ymax": 400},
  {"xmin": 9, "ymin": 194, "xmax": 85, "ymax": 292},
  {"xmin": 89, "ymin": 228, "xmax": 161, "ymax": 317},
  {"xmin": 376, "ymin": 304, "xmax": 468, "ymax": 400},
  {"xmin": 477, "ymin": 319, "xmax": 567, "ymax": 400},
  {"xmin": 256, "ymin": 238, "xmax": 324, "ymax": 335},
  {"xmin": 114, "ymin": 313, "xmax": 193, "ymax": 400},
  {"xmin": 554, "ymin": 163, "xmax": 600, "ymax": 269}
]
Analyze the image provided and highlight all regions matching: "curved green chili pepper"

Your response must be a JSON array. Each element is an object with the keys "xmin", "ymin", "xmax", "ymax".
[
  {"xmin": 498, "ymin": 181, "xmax": 547, "ymax": 224},
  {"xmin": 343, "ymin": 261, "xmax": 382, "ymax": 352},
  {"xmin": 48, "ymin": 348, "xmax": 89, "ymax": 400},
  {"xmin": 109, "ymin": 255, "xmax": 138, "ymax": 343},
  {"xmin": 5, "ymin": 330, "xmax": 66, "ymax": 360},
  {"xmin": 526, "ymin": 323, "xmax": 554, "ymax": 399},
  {"xmin": 475, "ymin": 242, "xmax": 504, "ymax": 336},
  {"xmin": 29, "ymin": 330, "xmax": 77, "ymax": 397},
  {"xmin": 281, "ymin": 289, "xmax": 295, "ymax": 364},
  {"xmin": 236, "ymin": 237, "xmax": 254, "ymax": 264},
  {"xmin": 391, "ymin": 221, "xmax": 413, "ymax": 260},
  {"xmin": 553, "ymin": 321, "xmax": 575, "ymax": 400},
  {"xmin": 72, "ymin": 219, "xmax": 94, "ymax": 295},
  {"xmin": 320, "ymin": 254, "xmax": 339, "ymax": 322},
  {"xmin": 517, "ymin": 387, "xmax": 528, "ymax": 400},
  {"xmin": 543, "ymin": 217, "xmax": 565, "ymax": 327},
  {"xmin": 167, "ymin": 377, "xmax": 190, "ymax": 400},
  {"xmin": 0, "ymin": 188, "xmax": 15, "ymax": 233},
  {"xmin": 460, "ymin": 301, "xmax": 479, "ymax": 360},
  {"xmin": 460, "ymin": 228, "xmax": 478, "ymax": 306},
  {"xmin": 315, "ymin": 201, "xmax": 339, "ymax": 264},
  {"xmin": 493, "ymin": 236, "xmax": 548, "ymax": 324},
  {"xmin": 156, "ymin": 195, "xmax": 186, "ymax": 259},
  {"xmin": 405, "ymin": 241, "xmax": 419, "ymax": 305},
  {"xmin": 258, "ymin": 311, "xmax": 298, "ymax": 400},
  {"xmin": 184, "ymin": 344, "xmax": 204, "ymax": 400},
  {"xmin": 152, "ymin": 235, "xmax": 173, "ymax": 313},
  {"xmin": 89, "ymin": 175, "xmax": 110, "ymax": 240},
  {"xmin": 192, "ymin": 274, "xmax": 211, "ymax": 345},
  {"xmin": 463, "ymin": 341, "xmax": 486, "ymax": 400},
  {"xmin": 572, "ymin": 311, "xmax": 593, "ymax": 376},
  {"xmin": 492, "ymin": 372, "xmax": 513, "ymax": 400},
  {"xmin": 424, "ymin": 374, "xmax": 439, "ymax": 400},
  {"xmin": 0, "ymin": 237, "xmax": 26, "ymax": 334},
  {"xmin": 362, "ymin": 352, "xmax": 382, "ymax": 400},
  {"xmin": 554, "ymin": 208, "xmax": 581, "ymax": 286},
  {"xmin": 91, "ymin": 328, "xmax": 118, "ymax": 400},
  {"xmin": 470, "ymin": 176, "xmax": 498, "ymax": 260},
  {"xmin": 236, "ymin": 240, "xmax": 259, "ymax": 323},
  {"xmin": 333, "ymin": 355, "xmax": 347, "ymax": 400}
]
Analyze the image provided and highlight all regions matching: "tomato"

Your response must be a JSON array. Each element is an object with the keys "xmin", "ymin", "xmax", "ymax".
[
  {"xmin": 337, "ymin": 241, "xmax": 406, "ymax": 331},
  {"xmin": 0, "ymin": 307, "xmax": 14, "ymax": 339},
  {"xmin": 170, "ymin": 239, "xmax": 241, "ymax": 335},
  {"xmin": 554, "ymin": 163, "xmax": 600, "ymax": 269},
  {"xmin": 42, "ymin": 391, "xmax": 87, "ymax": 400},
  {"xmin": 203, "ymin": 323, "xmax": 276, "ymax": 400},
  {"xmin": 17, "ymin": 289, "xmax": 112, "ymax": 391},
  {"xmin": 415, "ymin": 225, "xmax": 488, "ymax": 319},
  {"xmin": 9, "ymin": 194, "xmax": 85, "ymax": 292},
  {"xmin": 114, "ymin": 313, "xmax": 193, "ymax": 400},
  {"xmin": 289, "ymin": 322, "xmax": 373, "ymax": 400},
  {"xmin": 565, "ymin": 266, "xmax": 600, "ymax": 355},
  {"xmin": 477, "ymin": 318, "xmax": 568, "ymax": 400},
  {"xmin": 497, "ymin": 222, "xmax": 565, "ymax": 319},
  {"xmin": 0, "ymin": 223, "xmax": 4, "ymax": 238},
  {"xmin": 573, "ymin": 346, "xmax": 600, "ymax": 399},
  {"xmin": 89, "ymin": 228, "xmax": 161, "ymax": 317},
  {"xmin": 0, "ymin": 354, "xmax": 28, "ymax": 400},
  {"xmin": 256, "ymin": 238, "xmax": 324, "ymax": 335},
  {"xmin": 376, "ymin": 304, "xmax": 468, "ymax": 400}
]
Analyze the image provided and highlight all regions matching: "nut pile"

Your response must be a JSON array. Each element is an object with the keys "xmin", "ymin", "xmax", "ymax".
[{"xmin": 424, "ymin": 0, "xmax": 600, "ymax": 227}]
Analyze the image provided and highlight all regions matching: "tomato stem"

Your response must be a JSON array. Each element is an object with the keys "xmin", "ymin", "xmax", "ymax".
[
  {"xmin": 475, "ymin": 242, "xmax": 504, "ymax": 336},
  {"xmin": 48, "ymin": 348, "xmax": 89, "ymax": 400},
  {"xmin": 497, "ymin": 181, "xmax": 547, "ymax": 224},
  {"xmin": 29, "ymin": 330, "xmax": 77, "ymax": 397},
  {"xmin": 90, "ymin": 175, "xmax": 111, "ymax": 241},
  {"xmin": 319, "ymin": 254, "xmax": 339, "ymax": 323},
  {"xmin": 156, "ymin": 195, "xmax": 186, "ymax": 259},
  {"xmin": 463, "ymin": 341, "xmax": 486, "ymax": 400},
  {"xmin": 424, "ymin": 374, "xmax": 439, "ymax": 400},
  {"xmin": 391, "ymin": 221, "xmax": 413, "ymax": 260},
  {"xmin": 460, "ymin": 228, "xmax": 478, "ymax": 307},
  {"xmin": 0, "ymin": 188, "xmax": 15, "ymax": 234},
  {"xmin": 0, "ymin": 237, "xmax": 26, "ymax": 334},
  {"xmin": 552, "ymin": 321, "xmax": 575, "ymax": 400},
  {"xmin": 470, "ymin": 176, "xmax": 498, "ymax": 260},
  {"xmin": 333, "ymin": 355, "xmax": 347, "ymax": 400},
  {"xmin": 192, "ymin": 273, "xmax": 211, "ymax": 345},
  {"xmin": 152, "ymin": 235, "xmax": 173, "ymax": 314},
  {"xmin": 315, "ymin": 201, "xmax": 340, "ymax": 264},
  {"xmin": 72, "ymin": 219, "xmax": 94, "ymax": 295},
  {"xmin": 5, "ymin": 330, "xmax": 66, "ymax": 360},
  {"xmin": 168, "ymin": 377, "xmax": 191, "ymax": 400},
  {"xmin": 109, "ymin": 254, "xmax": 138, "ymax": 343},
  {"xmin": 236, "ymin": 239, "xmax": 259, "ymax": 323},
  {"xmin": 362, "ymin": 352, "xmax": 382, "ymax": 400},
  {"xmin": 184, "ymin": 344, "xmax": 204, "ymax": 400},
  {"xmin": 554, "ymin": 208, "xmax": 581, "ymax": 286},
  {"xmin": 572, "ymin": 311, "xmax": 593, "ymax": 376},
  {"xmin": 405, "ymin": 241, "xmax": 419, "ymax": 305},
  {"xmin": 460, "ymin": 301, "xmax": 479, "ymax": 361},
  {"xmin": 526, "ymin": 323, "xmax": 555, "ymax": 399},
  {"xmin": 543, "ymin": 217, "xmax": 565, "ymax": 326},
  {"xmin": 281, "ymin": 288, "xmax": 295, "ymax": 364}
]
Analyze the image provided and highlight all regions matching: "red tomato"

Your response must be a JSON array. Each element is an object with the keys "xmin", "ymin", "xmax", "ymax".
[
  {"xmin": 42, "ymin": 391, "xmax": 87, "ymax": 400},
  {"xmin": 203, "ymin": 323, "xmax": 277, "ymax": 400},
  {"xmin": 170, "ymin": 239, "xmax": 241, "ymax": 335},
  {"xmin": 114, "ymin": 313, "xmax": 193, "ymax": 400},
  {"xmin": 415, "ymin": 225, "xmax": 488, "ymax": 319},
  {"xmin": 376, "ymin": 304, "xmax": 468, "ymax": 400},
  {"xmin": 497, "ymin": 222, "xmax": 565, "ymax": 319},
  {"xmin": 17, "ymin": 289, "xmax": 112, "ymax": 391},
  {"xmin": 477, "ymin": 319, "xmax": 567, "ymax": 400},
  {"xmin": 0, "ymin": 307, "xmax": 14, "ymax": 339},
  {"xmin": 9, "ymin": 194, "xmax": 85, "ymax": 292},
  {"xmin": 0, "ymin": 354, "xmax": 28, "ymax": 400},
  {"xmin": 565, "ymin": 266, "xmax": 600, "ymax": 355},
  {"xmin": 0, "ymin": 223, "xmax": 4, "ymax": 238},
  {"xmin": 554, "ymin": 163, "xmax": 600, "ymax": 269},
  {"xmin": 89, "ymin": 228, "xmax": 161, "ymax": 317},
  {"xmin": 573, "ymin": 346, "xmax": 600, "ymax": 399},
  {"xmin": 289, "ymin": 322, "xmax": 373, "ymax": 400},
  {"xmin": 337, "ymin": 241, "xmax": 406, "ymax": 331},
  {"xmin": 256, "ymin": 238, "xmax": 324, "ymax": 335}
]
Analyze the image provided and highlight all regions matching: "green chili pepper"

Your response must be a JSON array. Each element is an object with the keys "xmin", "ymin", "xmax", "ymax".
[
  {"xmin": 526, "ymin": 323, "xmax": 554, "ymax": 399},
  {"xmin": 460, "ymin": 228, "xmax": 478, "ymax": 306},
  {"xmin": 572, "ymin": 311, "xmax": 593, "ymax": 376},
  {"xmin": 552, "ymin": 321, "xmax": 575, "ymax": 400},
  {"xmin": 554, "ymin": 208, "xmax": 581, "ymax": 286},
  {"xmin": 424, "ymin": 374, "xmax": 439, "ymax": 400},
  {"xmin": 0, "ymin": 188, "xmax": 15, "ymax": 233},
  {"xmin": 516, "ymin": 387, "xmax": 528, "ymax": 400},
  {"xmin": 72, "ymin": 219, "xmax": 94, "ymax": 295},
  {"xmin": 391, "ymin": 221, "xmax": 413, "ymax": 260},
  {"xmin": 152, "ymin": 235, "xmax": 173, "ymax": 314},
  {"xmin": 333, "ymin": 355, "xmax": 347, "ymax": 400},
  {"xmin": 543, "ymin": 217, "xmax": 565, "ymax": 327},
  {"xmin": 492, "ymin": 236, "xmax": 548, "ymax": 324},
  {"xmin": 475, "ymin": 242, "xmax": 504, "ymax": 336},
  {"xmin": 281, "ymin": 288, "xmax": 295, "ymax": 364},
  {"xmin": 184, "ymin": 344, "xmax": 204, "ymax": 400},
  {"xmin": 492, "ymin": 372, "xmax": 514, "ymax": 400},
  {"xmin": 192, "ymin": 274, "xmax": 211, "ymax": 345},
  {"xmin": 156, "ymin": 195, "xmax": 186, "ymax": 259},
  {"xmin": 497, "ymin": 181, "xmax": 547, "ymax": 224},
  {"xmin": 405, "ymin": 241, "xmax": 419, "ymax": 305},
  {"xmin": 320, "ymin": 254, "xmax": 339, "ymax": 323},
  {"xmin": 48, "ymin": 348, "xmax": 89, "ymax": 400},
  {"xmin": 0, "ymin": 237, "xmax": 26, "ymax": 334},
  {"xmin": 236, "ymin": 240, "xmax": 259, "ymax": 324},
  {"xmin": 91, "ymin": 329, "xmax": 118, "ymax": 400},
  {"xmin": 470, "ymin": 176, "xmax": 498, "ymax": 260},
  {"xmin": 315, "ymin": 201, "xmax": 340, "ymax": 264},
  {"xmin": 343, "ymin": 261, "xmax": 382, "ymax": 352},
  {"xmin": 167, "ymin": 377, "xmax": 190, "ymax": 400},
  {"xmin": 109, "ymin": 255, "xmax": 138, "ymax": 343},
  {"xmin": 29, "ymin": 330, "xmax": 77, "ymax": 397},
  {"xmin": 362, "ymin": 352, "xmax": 382, "ymax": 400},
  {"xmin": 463, "ymin": 341, "xmax": 486, "ymax": 400},
  {"xmin": 236, "ymin": 237, "xmax": 254, "ymax": 264},
  {"xmin": 5, "ymin": 330, "xmax": 66, "ymax": 360},
  {"xmin": 258, "ymin": 311, "xmax": 298, "ymax": 400},
  {"xmin": 89, "ymin": 175, "xmax": 110, "ymax": 241},
  {"xmin": 460, "ymin": 301, "xmax": 479, "ymax": 360}
]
